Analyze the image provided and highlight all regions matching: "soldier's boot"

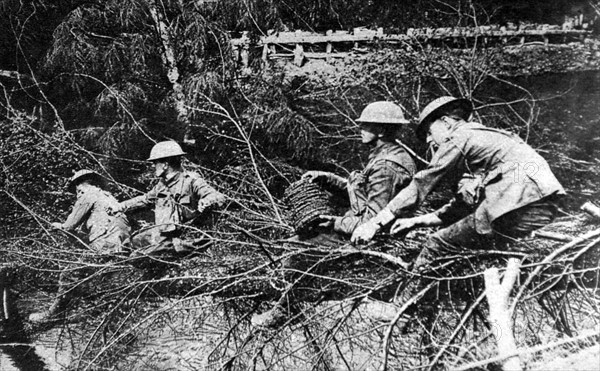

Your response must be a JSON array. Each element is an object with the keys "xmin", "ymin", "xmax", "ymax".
[{"xmin": 28, "ymin": 295, "xmax": 69, "ymax": 324}]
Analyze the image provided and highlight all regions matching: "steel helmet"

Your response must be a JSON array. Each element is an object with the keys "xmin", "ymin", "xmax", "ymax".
[
  {"xmin": 355, "ymin": 101, "xmax": 410, "ymax": 125},
  {"xmin": 67, "ymin": 169, "xmax": 102, "ymax": 192},
  {"xmin": 147, "ymin": 141, "xmax": 186, "ymax": 161},
  {"xmin": 416, "ymin": 96, "xmax": 472, "ymax": 141}
]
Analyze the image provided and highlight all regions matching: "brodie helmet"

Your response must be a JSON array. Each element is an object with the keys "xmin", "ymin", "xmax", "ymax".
[
  {"xmin": 67, "ymin": 170, "xmax": 102, "ymax": 193},
  {"xmin": 147, "ymin": 141, "xmax": 186, "ymax": 162},
  {"xmin": 416, "ymin": 96, "xmax": 472, "ymax": 141},
  {"xmin": 356, "ymin": 101, "xmax": 411, "ymax": 125}
]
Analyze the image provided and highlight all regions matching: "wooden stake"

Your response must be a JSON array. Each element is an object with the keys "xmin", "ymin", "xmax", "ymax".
[
  {"xmin": 237, "ymin": 31, "xmax": 251, "ymax": 71},
  {"xmin": 581, "ymin": 201, "xmax": 600, "ymax": 219},
  {"xmin": 3, "ymin": 286, "xmax": 10, "ymax": 320},
  {"xmin": 484, "ymin": 258, "xmax": 523, "ymax": 371},
  {"xmin": 294, "ymin": 44, "xmax": 304, "ymax": 66},
  {"xmin": 326, "ymin": 30, "xmax": 332, "ymax": 63}
]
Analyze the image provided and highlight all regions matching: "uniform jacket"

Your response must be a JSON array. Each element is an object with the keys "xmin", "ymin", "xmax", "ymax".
[
  {"xmin": 334, "ymin": 142, "xmax": 415, "ymax": 235},
  {"xmin": 121, "ymin": 170, "xmax": 226, "ymax": 233},
  {"xmin": 63, "ymin": 186, "xmax": 130, "ymax": 251},
  {"xmin": 385, "ymin": 122, "xmax": 565, "ymax": 234}
]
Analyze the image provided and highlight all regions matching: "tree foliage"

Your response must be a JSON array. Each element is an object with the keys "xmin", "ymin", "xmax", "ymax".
[{"xmin": 0, "ymin": 0, "xmax": 598, "ymax": 369}]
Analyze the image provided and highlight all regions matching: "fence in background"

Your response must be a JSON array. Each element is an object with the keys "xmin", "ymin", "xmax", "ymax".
[{"xmin": 230, "ymin": 25, "xmax": 592, "ymax": 67}]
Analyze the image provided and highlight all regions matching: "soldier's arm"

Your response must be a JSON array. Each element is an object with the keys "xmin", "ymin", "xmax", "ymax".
[
  {"xmin": 390, "ymin": 212, "xmax": 443, "ymax": 236},
  {"xmin": 334, "ymin": 161, "xmax": 410, "ymax": 235},
  {"xmin": 62, "ymin": 195, "xmax": 93, "ymax": 231},
  {"xmin": 303, "ymin": 171, "xmax": 348, "ymax": 194},
  {"xmin": 324, "ymin": 173, "xmax": 348, "ymax": 193},
  {"xmin": 433, "ymin": 180, "xmax": 478, "ymax": 226},
  {"xmin": 390, "ymin": 193, "xmax": 475, "ymax": 236},
  {"xmin": 352, "ymin": 141, "xmax": 465, "ymax": 243},
  {"xmin": 119, "ymin": 186, "xmax": 158, "ymax": 212},
  {"xmin": 193, "ymin": 177, "xmax": 226, "ymax": 212},
  {"xmin": 386, "ymin": 140, "xmax": 465, "ymax": 218}
]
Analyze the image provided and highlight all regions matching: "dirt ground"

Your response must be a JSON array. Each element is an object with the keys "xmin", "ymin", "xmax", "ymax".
[{"xmin": 532, "ymin": 344, "xmax": 600, "ymax": 371}]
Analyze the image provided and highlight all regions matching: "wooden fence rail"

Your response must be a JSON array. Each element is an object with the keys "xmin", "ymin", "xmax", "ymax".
[{"xmin": 231, "ymin": 26, "xmax": 592, "ymax": 67}]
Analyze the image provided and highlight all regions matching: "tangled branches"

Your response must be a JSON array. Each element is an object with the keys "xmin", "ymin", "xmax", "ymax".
[
  {"xmin": 0, "ymin": 110, "xmax": 598, "ymax": 370},
  {"xmin": 4, "ymin": 208, "xmax": 595, "ymax": 369}
]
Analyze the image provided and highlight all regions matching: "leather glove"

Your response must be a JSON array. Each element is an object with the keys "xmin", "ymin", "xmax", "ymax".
[
  {"xmin": 197, "ymin": 201, "xmax": 210, "ymax": 214},
  {"xmin": 317, "ymin": 214, "xmax": 340, "ymax": 229},
  {"xmin": 390, "ymin": 218, "xmax": 417, "ymax": 236},
  {"xmin": 108, "ymin": 203, "xmax": 125, "ymax": 215},
  {"xmin": 351, "ymin": 208, "xmax": 395, "ymax": 244},
  {"xmin": 302, "ymin": 171, "xmax": 332, "ymax": 183},
  {"xmin": 351, "ymin": 220, "xmax": 379, "ymax": 245}
]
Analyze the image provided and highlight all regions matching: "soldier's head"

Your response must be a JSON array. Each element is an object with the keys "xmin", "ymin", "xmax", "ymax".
[
  {"xmin": 68, "ymin": 170, "xmax": 103, "ymax": 194},
  {"xmin": 147, "ymin": 141, "xmax": 186, "ymax": 178},
  {"xmin": 355, "ymin": 101, "xmax": 410, "ymax": 145},
  {"xmin": 416, "ymin": 96, "xmax": 472, "ymax": 146}
]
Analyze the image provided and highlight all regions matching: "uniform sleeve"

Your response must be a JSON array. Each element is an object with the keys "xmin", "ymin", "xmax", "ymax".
[
  {"xmin": 334, "ymin": 161, "xmax": 411, "ymax": 235},
  {"xmin": 433, "ymin": 197, "xmax": 472, "ymax": 225},
  {"xmin": 62, "ymin": 195, "xmax": 93, "ymax": 231},
  {"xmin": 322, "ymin": 173, "xmax": 348, "ymax": 193},
  {"xmin": 120, "ymin": 185, "xmax": 158, "ymax": 211},
  {"xmin": 386, "ymin": 139, "xmax": 465, "ymax": 217},
  {"xmin": 194, "ymin": 177, "xmax": 226, "ymax": 210}
]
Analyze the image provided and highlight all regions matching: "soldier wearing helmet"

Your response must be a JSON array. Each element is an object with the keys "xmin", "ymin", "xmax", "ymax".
[
  {"xmin": 52, "ymin": 170, "xmax": 130, "ymax": 253},
  {"xmin": 29, "ymin": 169, "xmax": 130, "ymax": 323},
  {"xmin": 251, "ymin": 101, "xmax": 416, "ymax": 328},
  {"xmin": 301, "ymin": 101, "xmax": 416, "ymax": 236},
  {"xmin": 111, "ymin": 141, "xmax": 226, "ymax": 256},
  {"xmin": 352, "ymin": 96, "xmax": 565, "ymax": 269}
]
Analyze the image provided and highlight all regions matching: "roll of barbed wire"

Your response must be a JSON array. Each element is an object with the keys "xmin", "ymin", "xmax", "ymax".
[{"xmin": 284, "ymin": 180, "xmax": 334, "ymax": 235}]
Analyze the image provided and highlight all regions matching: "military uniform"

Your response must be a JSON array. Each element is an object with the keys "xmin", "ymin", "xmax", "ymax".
[
  {"xmin": 334, "ymin": 142, "xmax": 416, "ymax": 235},
  {"xmin": 382, "ymin": 122, "xmax": 565, "ymax": 269},
  {"xmin": 252, "ymin": 101, "xmax": 416, "ymax": 329},
  {"xmin": 29, "ymin": 179, "xmax": 130, "ymax": 324},
  {"xmin": 280, "ymin": 142, "xmax": 415, "ymax": 305},
  {"xmin": 253, "ymin": 143, "xmax": 415, "ymax": 328},
  {"xmin": 120, "ymin": 170, "xmax": 226, "ymax": 254},
  {"xmin": 62, "ymin": 186, "xmax": 130, "ymax": 253}
]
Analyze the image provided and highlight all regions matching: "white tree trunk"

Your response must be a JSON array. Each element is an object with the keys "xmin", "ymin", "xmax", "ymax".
[
  {"xmin": 148, "ymin": 1, "xmax": 190, "ymax": 137},
  {"xmin": 484, "ymin": 258, "xmax": 523, "ymax": 371}
]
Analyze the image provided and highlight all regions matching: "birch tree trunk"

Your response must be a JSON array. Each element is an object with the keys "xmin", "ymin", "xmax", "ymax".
[{"xmin": 147, "ymin": 1, "xmax": 191, "ymax": 142}]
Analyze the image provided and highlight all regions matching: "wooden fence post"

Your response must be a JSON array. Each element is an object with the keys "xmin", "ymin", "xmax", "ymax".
[
  {"xmin": 262, "ymin": 29, "xmax": 276, "ymax": 67},
  {"xmin": 294, "ymin": 44, "xmax": 304, "ymax": 66},
  {"xmin": 240, "ymin": 31, "xmax": 250, "ymax": 70},
  {"xmin": 484, "ymin": 258, "xmax": 523, "ymax": 371},
  {"xmin": 294, "ymin": 30, "xmax": 304, "ymax": 66},
  {"xmin": 261, "ymin": 44, "xmax": 269, "ymax": 64},
  {"xmin": 326, "ymin": 30, "xmax": 333, "ymax": 62}
]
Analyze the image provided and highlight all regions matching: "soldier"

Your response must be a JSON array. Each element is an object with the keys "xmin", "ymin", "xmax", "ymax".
[
  {"xmin": 251, "ymin": 101, "xmax": 416, "ymax": 328},
  {"xmin": 111, "ymin": 141, "xmax": 226, "ymax": 256},
  {"xmin": 351, "ymin": 96, "xmax": 565, "ymax": 273},
  {"xmin": 29, "ymin": 170, "xmax": 130, "ymax": 323},
  {"xmin": 304, "ymin": 101, "xmax": 417, "ymax": 238}
]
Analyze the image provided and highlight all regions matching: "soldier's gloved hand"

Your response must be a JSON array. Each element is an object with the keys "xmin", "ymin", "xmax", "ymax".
[
  {"xmin": 108, "ymin": 203, "xmax": 125, "ymax": 215},
  {"xmin": 51, "ymin": 222, "xmax": 63, "ymax": 230},
  {"xmin": 317, "ymin": 214, "xmax": 340, "ymax": 229},
  {"xmin": 351, "ymin": 220, "xmax": 380, "ymax": 245},
  {"xmin": 351, "ymin": 209, "xmax": 395, "ymax": 245},
  {"xmin": 301, "ymin": 171, "xmax": 331, "ymax": 183},
  {"xmin": 197, "ymin": 201, "xmax": 209, "ymax": 214},
  {"xmin": 390, "ymin": 218, "xmax": 417, "ymax": 236}
]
